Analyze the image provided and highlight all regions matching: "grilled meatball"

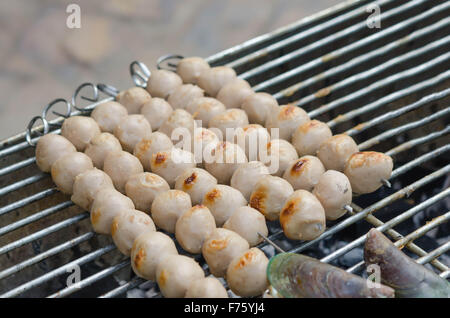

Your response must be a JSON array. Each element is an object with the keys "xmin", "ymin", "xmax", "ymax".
[
  {"xmin": 125, "ymin": 172, "xmax": 170, "ymax": 213},
  {"xmin": 223, "ymin": 206, "xmax": 268, "ymax": 246},
  {"xmin": 61, "ymin": 116, "xmax": 101, "ymax": 151},
  {"xmin": 216, "ymin": 79, "xmax": 253, "ymax": 109},
  {"xmin": 283, "ymin": 155, "xmax": 326, "ymax": 191},
  {"xmin": 111, "ymin": 209, "xmax": 156, "ymax": 256},
  {"xmin": 204, "ymin": 141, "xmax": 247, "ymax": 185},
  {"xmin": 226, "ymin": 248, "xmax": 269, "ymax": 297},
  {"xmin": 131, "ymin": 231, "xmax": 178, "ymax": 281},
  {"xmin": 175, "ymin": 205, "xmax": 216, "ymax": 254},
  {"xmin": 116, "ymin": 87, "xmax": 151, "ymax": 114},
  {"xmin": 260, "ymin": 139, "xmax": 298, "ymax": 177},
  {"xmin": 103, "ymin": 150, "xmax": 143, "ymax": 193},
  {"xmin": 234, "ymin": 124, "xmax": 270, "ymax": 161},
  {"xmin": 90, "ymin": 188, "xmax": 135, "ymax": 234},
  {"xmin": 280, "ymin": 190, "xmax": 326, "ymax": 241},
  {"xmin": 208, "ymin": 108, "xmax": 249, "ymax": 139},
  {"xmin": 150, "ymin": 148, "xmax": 196, "ymax": 187},
  {"xmin": 313, "ymin": 170, "xmax": 352, "ymax": 220},
  {"xmin": 241, "ymin": 92, "xmax": 279, "ymax": 126},
  {"xmin": 147, "ymin": 69, "xmax": 182, "ymax": 99},
  {"xmin": 265, "ymin": 104, "xmax": 309, "ymax": 141},
  {"xmin": 176, "ymin": 56, "xmax": 210, "ymax": 85},
  {"xmin": 230, "ymin": 161, "xmax": 269, "ymax": 200},
  {"xmin": 84, "ymin": 132, "xmax": 122, "ymax": 169},
  {"xmin": 36, "ymin": 134, "xmax": 76, "ymax": 172},
  {"xmin": 167, "ymin": 84, "xmax": 204, "ymax": 110},
  {"xmin": 151, "ymin": 190, "xmax": 192, "ymax": 233},
  {"xmin": 156, "ymin": 254, "xmax": 204, "ymax": 298},
  {"xmin": 174, "ymin": 168, "xmax": 217, "ymax": 205},
  {"xmin": 317, "ymin": 134, "xmax": 358, "ymax": 172},
  {"xmin": 71, "ymin": 168, "xmax": 114, "ymax": 211},
  {"xmin": 292, "ymin": 120, "xmax": 332, "ymax": 156},
  {"xmin": 186, "ymin": 97, "xmax": 226, "ymax": 128},
  {"xmin": 202, "ymin": 185, "xmax": 247, "ymax": 226},
  {"xmin": 140, "ymin": 97, "xmax": 173, "ymax": 131},
  {"xmin": 114, "ymin": 114, "xmax": 152, "ymax": 152},
  {"xmin": 91, "ymin": 101, "xmax": 128, "ymax": 133},
  {"xmin": 250, "ymin": 175, "xmax": 294, "ymax": 221},
  {"xmin": 133, "ymin": 132, "xmax": 173, "ymax": 171},
  {"xmin": 190, "ymin": 127, "xmax": 220, "ymax": 166},
  {"xmin": 197, "ymin": 66, "xmax": 237, "ymax": 97},
  {"xmin": 158, "ymin": 109, "xmax": 195, "ymax": 145},
  {"xmin": 202, "ymin": 228, "xmax": 249, "ymax": 277},
  {"xmin": 184, "ymin": 277, "xmax": 228, "ymax": 298},
  {"xmin": 51, "ymin": 152, "xmax": 93, "ymax": 194},
  {"xmin": 344, "ymin": 151, "xmax": 393, "ymax": 194}
]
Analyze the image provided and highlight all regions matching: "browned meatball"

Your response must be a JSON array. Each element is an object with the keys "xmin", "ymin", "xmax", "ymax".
[
  {"xmin": 283, "ymin": 155, "xmax": 326, "ymax": 191},
  {"xmin": 265, "ymin": 104, "xmax": 309, "ymax": 141},
  {"xmin": 174, "ymin": 167, "xmax": 217, "ymax": 205},
  {"xmin": 292, "ymin": 120, "xmax": 332, "ymax": 156},
  {"xmin": 114, "ymin": 114, "xmax": 152, "ymax": 152},
  {"xmin": 202, "ymin": 185, "xmax": 247, "ymax": 226},
  {"xmin": 125, "ymin": 172, "xmax": 170, "ymax": 213},
  {"xmin": 150, "ymin": 148, "xmax": 196, "ymax": 188},
  {"xmin": 133, "ymin": 132, "xmax": 173, "ymax": 171}
]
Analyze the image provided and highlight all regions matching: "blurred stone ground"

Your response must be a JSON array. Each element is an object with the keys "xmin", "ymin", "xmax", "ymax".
[{"xmin": 0, "ymin": 0, "xmax": 340, "ymax": 139}]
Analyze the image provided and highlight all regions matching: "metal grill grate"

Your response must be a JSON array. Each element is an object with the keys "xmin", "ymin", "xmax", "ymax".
[{"xmin": 0, "ymin": 0, "xmax": 449, "ymax": 297}]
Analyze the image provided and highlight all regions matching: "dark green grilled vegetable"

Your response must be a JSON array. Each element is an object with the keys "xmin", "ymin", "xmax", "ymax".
[
  {"xmin": 267, "ymin": 252, "xmax": 394, "ymax": 298},
  {"xmin": 364, "ymin": 229, "xmax": 450, "ymax": 298}
]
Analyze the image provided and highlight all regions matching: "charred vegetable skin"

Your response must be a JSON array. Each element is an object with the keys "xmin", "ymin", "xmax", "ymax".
[
  {"xmin": 364, "ymin": 229, "xmax": 450, "ymax": 298},
  {"xmin": 267, "ymin": 253, "xmax": 394, "ymax": 298}
]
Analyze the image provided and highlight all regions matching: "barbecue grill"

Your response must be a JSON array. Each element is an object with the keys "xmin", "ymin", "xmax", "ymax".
[{"xmin": 0, "ymin": 0, "xmax": 449, "ymax": 298}]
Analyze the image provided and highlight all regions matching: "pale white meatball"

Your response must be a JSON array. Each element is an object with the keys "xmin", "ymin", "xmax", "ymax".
[
  {"xmin": 202, "ymin": 228, "xmax": 249, "ymax": 277},
  {"xmin": 84, "ymin": 132, "xmax": 122, "ymax": 169},
  {"xmin": 292, "ymin": 120, "xmax": 332, "ymax": 156},
  {"xmin": 175, "ymin": 205, "xmax": 216, "ymax": 254},
  {"xmin": 280, "ymin": 190, "xmax": 326, "ymax": 241},
  {"xmin": 226, "ymin": 248, "xmax": 269, "ymax": 297},
  {"xmin": 186, "ymin": 97, "xmax": 226, "ymax": 128},
  {"xmin": 283, "ymin": 155, "xmax": 326, "ymax": 191},
  {"xmin": 36, "ymin": 134, "xmax": 76, "ymax": 172},
  {"xmin": 91, "ymin": 101, "xmax": 128, "ymax": 133},
  {"xmin": 241, "ymin": 92, "xmax": 278, "ymax": 125},
  {"xmin": 146, "ymin": 69, "xmax": 182, "ymax": 99},
  {"xmin": 116, "ymin": 87, "xmax": 151, "ymax": 114},
  {"xmin": 114, "ymin": 114, "xmax": 152, "ymax": 152},
  {"xmin": 265, "ymin": 104, "xmax": 309, "ymax": 141},
  {"xmin": 313, "ymin": 170, "xmax": 352, "ymax": 220},
  {"xmin": 317, "ymin": 134, "xmax": 359, "ymax": 172},
  {"xmin": 158, "ymin": 109, "xmax": 195, "ymax": 145},
  {"xmin": 90, "ymin": 188, "xmax": 135, "ymax": 234},
  {"xmin": 71, "ymin": 168, "xmax": 114, "ymax": 211},
  {"xmin": 216, "ymin": 79, "xmax": 253, "ymax": 109},
  {"xmin": 51, "ymin": 152, "xmax": 93, "ymax": 194},
  {"xmin": 156, "ymin": 254, "xmax": 204, "ymax": 298},
  {"xmin": 344, "ymin": 151, "xmax": 393, "ymax": 194},
  {"xmin": 190, "ymin": 127, "xmax": 220, "ymax": 166},
  {"xmin": 197, "ymin": 66, "xmax": 237, "ymax": 97},
  {"xmin": 151, "ymin": 190, "xmax": 192, "ymax": 233},
  {"xmin": 150, "ymin": 148, "xmax": 196, "ymax": 187},
  {"xmin": 103, "ymin": 151, "xmax": 143, "ymax": 193},
  {"xmin": 61, "ymin": 116, "xmax": 101, "ymax": 151},
  {"xmin": 111, "ymin": 209, "xmax": 156, "ymax": 256},
  {"xmin": 131, "ymin": 231, "xmax": 178, "ymax": 281},
  {"xmin": 250, "ymin": 175, "xmax": 294, "ymax": 221},
  {"xmin": 260, "ymin": 139, "xmax": 298, "ymax": 177},
  {"xmin": 202, "ymin": 185, "xmax": 247, "ymax": 226},
  {"xmin": 176, "ymin": 57, "xmax": 210, "ymax": 84},
  {"xmin": 125, "ymin": 172, "xmax": 170, "ymax": 213},
  {"xmin": 174, "ymin": 168, "xmax": 217, "ymax": 205},
  {"xmin": 204, "ymin": 141, "xmax": 248, "ymax": 185},
  {"xmin": 167, "ymin": 84, "xmax": 204, "ymax": 110},
  {"xmin": 140, "ymin": 98, "xmax": 173, "ymax": 131},
  {"xmin": 230, "ymin": 161, "xmax": 269, "ymax": 200},
  {"xmin": 223, "ymin": 206, "xmax": 268, "ymax": 246},
  {"xmin": 184, "ymin": 277, "xmax": 228, "ymax": 298},
  {"xmin": 208, "ymin": 108, "xmax": 249, "ymax": 139},
  {"xmin": 234, "ymin": 124, "xmax": 271, "ymax": 161},
  {"xmin": 133, "ymin": 132, "xmax": 173, "ymax": 171}
]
